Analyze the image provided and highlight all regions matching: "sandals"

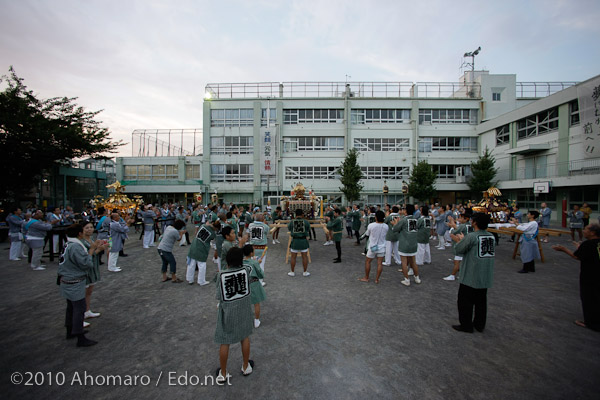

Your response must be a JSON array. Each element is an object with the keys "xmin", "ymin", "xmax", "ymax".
[
  {"xmin": 242, "ymin": 360, "xmax": 254, "ymax": 376},
  {"xmin": 172, "ymin": 278, "xmax": 183, "ymax": 283},
  {"xmin": 574, "ymin": 320, "xmax": 587, "ymax": 328}
]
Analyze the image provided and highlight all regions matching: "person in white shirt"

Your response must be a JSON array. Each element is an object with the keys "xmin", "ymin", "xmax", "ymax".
[
  {"xmin": 358, "ymin": 211, "xmax": 389, "ymax": 284},
  {"xmin": 511, "ymin": 210, "xmax": 541, "ymax": 273}
]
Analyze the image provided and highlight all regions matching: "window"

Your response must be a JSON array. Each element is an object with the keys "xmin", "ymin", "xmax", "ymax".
[
  {"xmin": 211, "ymin": 164, "xmax": 253, "ymax": 182},
  {"xmin": 418, "ymin": 137, "xmax": 477, "ymax": 152},
  {"xmin": 432, "ymin": 165, "xmax": 471, "ymax": 179},
  {"xmin": 418, "ymin": 109, "xmax": 478, "ymax": 124},
  {"xmin": 283, "ymin": 109, "xmax": 344, "ymax": 124},
  {"xmin": 285, "ymin": 166, "xmax": 339, "ymax": 180},
  {"xmin": 283, "ymin": 137, "xmax": 343, "ymax": 152},
  {"xmin": 360, "ymin": 166, "xmax": 408, "ymax": 180},
  {"xmin": 185, "ymin": 164, "xmax": 200, "ymax": 180},
  {"xmin": 496, "ymin": 124, "xmax": 510, "ymax": 145},
  {"xmin": 569, "ymin": 100, "xmax": 580, "ymax": 126},
  {"xmin": 210, "ymin": 136, "xmax": 254, "ymax": 154},
  {"xmin": 517, "ymin": 107, "xmax": 558, "ymax": 139},
  {"xmin": 211, "ymin": 109, "xmax": 254, "ymax": 127},
  {"xmin": 353, "ymin": 138, "xmax": 410, "ymax": 152},
  {"xmin": 492, "ymin": 92, "xmax": 501, "ymax": 101},
  {"xmin": 261, "ymin": 108, "xmax": 277, "ymax": 126},
  {"xmin": 123, "ymin": 165, "xmax": 178, "ymax": 180},
  {"xmin": 350, "ymin": 109, "xmax": 410, "ymax": 124}
]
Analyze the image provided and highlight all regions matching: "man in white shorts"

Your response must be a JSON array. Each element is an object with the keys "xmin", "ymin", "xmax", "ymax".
[{"xmin": 359, "ymin": 211, "xmax": 388, "ymax": 284}]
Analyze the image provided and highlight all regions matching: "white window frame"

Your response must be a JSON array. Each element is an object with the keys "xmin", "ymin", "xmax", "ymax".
[
  {"xmin": 517, "ymin": 107, "xmax": 559, "ymax": 140},
  {"xmin": 418, "ymin": 109, "xmax": 478, "ymax": 125},
  {"xmin": 210, "ymin": 136, "xmax": 254, "ymax": 154},
  {"xmin": 283, "ymin": 109, "xmax": 344, "ymax": 124},
  {"xmin": 353, "ymin": 138, "xmax": 410, "ymax": 152},
  {"xmin": 351, "ymin": 109, "xmax": 411, "ymax": 124},
  {"xmin": 360, "ymin": 166, "xmax": 408, "ymax": 180},
  {"xmin": 211, "ymin": 109, "xmax": 254, "ymax": 127},
  {"xmin": 211, "ymin": 164, "xmax": 253, "ymax": 182},
  {"xmin": 496, "ymin": 124, "xmax": 510, "ymax": 145}
]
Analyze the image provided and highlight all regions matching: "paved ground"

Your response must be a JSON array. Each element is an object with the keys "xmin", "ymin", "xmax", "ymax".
[{"xmin": 1, "ymin": 225, "xmax": 599, "ymax": 400}]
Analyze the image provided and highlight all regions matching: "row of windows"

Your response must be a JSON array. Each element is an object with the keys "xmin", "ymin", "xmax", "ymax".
[
  {"xmin": 283, "ymin": 109, "xmax": 344, "ymax": 124},
  {"xmin": 283, "ymin": 137, "xmax": 344, "ymax": 152},
  {"xmin": 432, "ymin": 165, "xmax": 471, "ymax": 179},
  {"xmin": 210, "ymin": 164, "xmax": 253, "ymax": 182},
  {"xmin": 517, "ymin": 107, "xmax": 559, "ymax": 139},
  {"xmin": 210, "ymin": 108, "xmax": 478, "ymax": 126},
  {"xmin": 419, "ymin": 109, "xmax": 478, "ymax": 125},
  {"xmin": 361, "ymin": 166, "xmax": 408, "ymax": 179},
  {"xmin": 210, "ymin": 136, "xmax": 254, "ymax": 154},
  {"xmin": 285, "ymin": 166, "xmax": 339, "ymax": 180},
  {"xmin": 351, "ymin": 109, "xmax": 410, "ymax": 124},
  {"xmin": 123, "ymin": 165, "xmax": 179, "ymax": 180},
  {"xmin": 354, "ymin": 138, "xmax": 409, "ymax": 152},
  {"xmin": 418, "ymin": 137, "xmax": 477, "ymax": 152}
]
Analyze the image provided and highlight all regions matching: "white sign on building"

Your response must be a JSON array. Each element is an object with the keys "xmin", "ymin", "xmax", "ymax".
[
  {"xmin": 578, "ymin": 76, "xmax": 600, "ymax": 158},
  {"xmin": 260, "ymin": 127, "xmax": 276, "ymax": 175}
]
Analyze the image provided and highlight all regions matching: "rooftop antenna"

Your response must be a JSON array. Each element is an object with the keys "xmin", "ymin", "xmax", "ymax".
[{"xmin": 462, "ymin": 46, "xmax": 481, "ymax": 71}]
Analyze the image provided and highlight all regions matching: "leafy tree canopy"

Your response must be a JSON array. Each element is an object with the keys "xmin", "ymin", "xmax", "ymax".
[
  {"xmin": 468, "ymin": 147, "xmax": 498, "ymax": 196},
  {"xmin": 407, "ymin": 160, "xmax": 437, "ymax": 202},
  {"xmin": 0, "ymin": 67, "xmax": 122, "ymax": 202},
  {"xmin": 338, "ymin": 148, "xmax": 364, "ymax": 204}
]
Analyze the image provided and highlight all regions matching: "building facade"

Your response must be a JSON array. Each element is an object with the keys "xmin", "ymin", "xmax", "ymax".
[{"xmin": 115, "ymin": 71, "xmax": 599, "ymax": 222}]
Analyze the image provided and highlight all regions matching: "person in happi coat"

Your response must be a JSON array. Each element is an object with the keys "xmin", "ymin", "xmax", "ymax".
[{"xmin": 511, "ymin": 210, "xmax": 541, "ymax": 274}]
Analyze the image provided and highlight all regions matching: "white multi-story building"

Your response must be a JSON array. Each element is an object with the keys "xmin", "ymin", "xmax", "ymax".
[{"xmin": 116, "ymin": 71, "xmax": 599, "ymax": 222}]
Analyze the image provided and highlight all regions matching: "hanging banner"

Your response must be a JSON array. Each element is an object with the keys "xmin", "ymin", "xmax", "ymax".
[
  {"xmin": 578, "ymin": 75, "xmax": 600, "ymax": 158},
  {"xmin": 260, "ymin": 127, "xmax": 276, "ymax": 175}
]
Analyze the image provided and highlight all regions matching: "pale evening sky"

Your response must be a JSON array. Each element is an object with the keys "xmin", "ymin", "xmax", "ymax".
[{"xmin": 1, "ymin": 0, "xmax": 599, "ymax": 157}]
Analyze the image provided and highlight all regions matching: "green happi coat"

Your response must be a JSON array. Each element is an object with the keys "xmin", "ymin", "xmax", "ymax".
[
  {"xmin": 214, "ymin": 264, "xmax": 253, "ymax": 344},
  {"xmin": 220, "ymin": 240, "xmax": 235, "ymax": 270},
  {"xmin": 393, "ymin": 216, "xmax": 419, "ymax": 254},
  {"xmin": 350, "ymin": 211, "xmax": 362, "ymax": 232},
  {"xmin": 384, "ymin": 214, "xmax": 400, "ymax": 242},
  {"xmin": 416, "ymin": 216, "xmax": 432, "ymax": 244},
  {"xmin": 327, "ymin": 216, "xmax": 343, "ymax": 242},
  {"xmin": 452, "ymin": 223, "xmax": 472, "ymax": 256},
  {"xmin": 188, "ymin": 224, "xmax": 216, "ymax": 262},
  {"xmin": 288, "ymin": 218, "xmax": 311, "ymax": 250},
  {"xmin": 244, "ymin": 258, "xmax": 266, "ymax": 304},
  {"xmin": 454, "ymin": 230, "xmax": 495, "ymax": 289}
]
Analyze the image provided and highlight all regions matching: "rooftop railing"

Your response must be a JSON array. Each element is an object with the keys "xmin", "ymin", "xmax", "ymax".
[
  {"xmin": 516, "ymin": 82, "xmax": 578, "ymax": 98},
  {"xmin": 205, "ymin": 81, "xmax": 482, "ymax": 99}
]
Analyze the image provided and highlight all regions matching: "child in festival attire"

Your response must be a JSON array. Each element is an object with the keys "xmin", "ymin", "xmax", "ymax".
[{"xmin": 243, "ymin": 245, "xmax": 267, "ymax": 328}]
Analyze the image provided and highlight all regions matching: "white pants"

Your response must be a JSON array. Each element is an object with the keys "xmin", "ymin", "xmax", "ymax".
[
  {"xmin": 9, "ymin": 233, "xmax": 22, "ymax": 260},
  {"xmin": 108, "ymin": 252, "xmax": 120, "ymax": 270},
  {"xmin": 31, "ymin": 246, "xmax": 43, "ymax": 268},
  {"xmin": 143, "ymin": 230, "xmax": 154, "ymax": 248},
  {"xmin": 52, "ymin": 234, "xmax": 60, "ymax": 253},
  {"xmin": 259, "ymin": 254, "xmax": 266, "ymax": 283},
  {"xmin": 444, "ymin": 230, "xmax": 451, "ymax": 243},
  {"xmin": 416, "ymin": 243, "xmax": 431, "ymax": 265},
  {"xmin": 186, "ymin": 260, "xmax": 207, "ymax": 284},
  {"xmin": 385, "ymin": 241, "xmax": 401, "ymax": 265},
  {"xmin": 437, "ymin": 234, "xmax": 446, "ymax": 248}
]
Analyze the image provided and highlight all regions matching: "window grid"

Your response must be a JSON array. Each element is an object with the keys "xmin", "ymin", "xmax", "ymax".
[
  {"xmin": 496, "ymin": 124, "xmax": 510, "ymax": 145},
  {"xmin": 185, "ymin": 164, "xmax": 201, "ymax": 180},
  {"xmin": 123, "ymin": 165, "xmax": 178, "ymax": 180},
  {"xmin": 285, "ymin": 166, "xmax": 339, "ymax": 180},
  {"xmin": 283, "ymin": 109, "xmax": 344, "ymax": 124},
  {"xmin": 517, "ymin": 107, "xmax": 559, "ymax": 139},
  {"xmin": 569, "ymin": 100, "xmax": 580, "ymax": 127},
  {"xmin": 211, "ymin": 109, "xmax": 254, "ymax": 127},
  {"xmin": 261, "ymin": 108, "xmax": 277, "ymax": 127},
  {"xmin": 418, "ymin": 137, "xmax": 477, "ymax": 152},
  {"xmin": 431, "ymin": 165, "xmax": 470, "ymax": 179},
  {"xmin": 492, "ymin": 92, "xmax": 501, "ymax": 101},
  {"xmin": 360, "ymin": 166, "xmax": 409, "ymax": 180},
  {"xmin": 351, "ymin": 109, "xmax": 410, "ymax": 124},
  {"xmin": 418, "ymin": 109, "xmax": 478, "ymax": 124},
  {"xmin": 354, "ymin": 138, "xmax": 410, "ymax": 152},
  {"xmin": 210, "ymin": 136, "xmax": 254, "ymax": 154},
  {"xmin": 210, "ymin": 164, "xmax": 253, "ymax": 182}
]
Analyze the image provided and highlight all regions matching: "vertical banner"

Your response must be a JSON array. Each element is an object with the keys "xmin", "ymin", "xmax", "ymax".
[
  {"xmin": 578, "ymin": 76, "xmax": 600, "ymax": 158},
  {"xmin": 260, "ymin": 127, "xmax": 276, "ymax": 175}
]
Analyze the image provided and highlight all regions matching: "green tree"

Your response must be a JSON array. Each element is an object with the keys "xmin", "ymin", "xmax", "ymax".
[
  {"xmin": 338, "ymin": 148, "xmax": 363, "ymax": 203},
  {"xmin": 0, "ymin": 67, "xmax": 122, "ymax": 203},
  {"xmin": 407, "ymin": 160, "xmax": 437, "ymax": 201},
  {"xmin": 468, "ymin": 147, "xmax": 498, "ymax": 196}
]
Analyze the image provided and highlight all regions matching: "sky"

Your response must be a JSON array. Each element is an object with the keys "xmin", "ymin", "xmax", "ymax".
[{"xmin": 1, "ymin": 0, "xmax": 599, "ymax": 158}]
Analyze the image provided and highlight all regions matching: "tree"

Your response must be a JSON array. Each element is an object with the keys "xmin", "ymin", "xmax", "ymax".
[
  {"xmin": 338, "ymin": 148, "xmax": 363, "ymax": 204},
  {"xmin": 0, "ymin": 67, "xmax": 122, "ymax": 203},
  {"xmin": 468, "ymin": 147, "xmax": 498, "ymax": 196},
  {"xmin": 407, "ymin": 160, "xmax": 437, "ymax": 201}
]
